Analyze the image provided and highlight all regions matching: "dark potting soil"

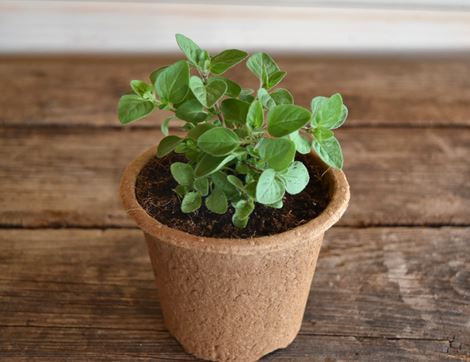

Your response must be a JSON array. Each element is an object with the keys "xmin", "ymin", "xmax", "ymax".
[{"xmin": 135, "ymin": 153, "xmax": 331, "ymax": 238}]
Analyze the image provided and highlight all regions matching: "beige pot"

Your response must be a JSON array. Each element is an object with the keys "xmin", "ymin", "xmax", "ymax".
[{"xmin": 120, "ymin": 146, "xmax": 349, "ymax": 362}]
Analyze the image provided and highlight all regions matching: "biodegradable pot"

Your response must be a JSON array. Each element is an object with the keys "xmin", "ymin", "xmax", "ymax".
[{"xmin": 120, "ymin": 146, "xmax": 349, "ymax": 362}]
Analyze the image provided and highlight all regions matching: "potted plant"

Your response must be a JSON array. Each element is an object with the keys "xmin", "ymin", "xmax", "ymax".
[{"xmin": 118, "ymin": 34, "xmax": 349, "ymax": 362}]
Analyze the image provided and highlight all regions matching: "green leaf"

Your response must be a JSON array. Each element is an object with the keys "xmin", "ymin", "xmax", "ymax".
[
  {"xmin": 257, "ymin": 88, "xmax": 276, "ymax": 110},
  {"xmin": 234, "ymin": 126, "xmax": 249, "ymax": 139},
  {"xmin": 312, "ymin": 136, "xmax": 344, "ymax": 169},
  {"xmin": 197, "ymin": 127, "xmax": 240, "ymax": 156},
  {"xmin": 118, "ymin": 95, "xmax": 155, "ymax": 125},
  {"xmin": 211, "ymin": 172, "xmax": 239, "ymax": 198},
  {"xmin": 157, "ymin": 135, "xmax": 183, "ymax": 158},
  {"xmin": 194, "ymin": 153, "xmax": 237, "ymax": 178},
  {"xmin": 267, "ymin": 104, "xmax": 311, "ymax": 137},
  {"xmin": 246, "ymin": 52, "xmax": 280, "ymax": 84},
  {"xmin": 161, "ymin": 116, "xmax": 175, "ymax": 136},
  {"xmin": 185, "ymin": 148, "xmax": 200, "ymax": 162},
  {"xmin": 313, "ymin": 127, "xmax": 334, "ymax": 141},
  {"xmin": 271, "ymin": 88, "xmax": 293, "ymax": 105},
  {"xmin": 194, "ymin": 177, "xmax": 209, "ymax": 196},
  {"xmin": 311, "ymin": 93, "xmax": 345, "ymax": 129},
  {"xmin": 289, "ymin": 131, "xmax": 311, "ymax": 154},
  {"xmin": 174, "ymin": 184, "xmax": 188, "ymax": 198},
  {"xmin": 239, "ymin": 88, "xmax": 255, "ymax": 103},
  {"xmin": 245, "ymin": 181, "xmax": 257, "ymax": 199},
  {"xmin": 130, "ymin": 80, "xmax": 153, "ymax": 97},
  {"xmin": 227, "ymin": 175, "xmax": 245, "ymax": 192},
  {"xmin": 332, "ymin": 104, "xmax": 348, "ymax": 129},
  {"xmin": 174, "ymin": 88, "xmax": 196, "ymax": 108},
  {"xmin": 279, "ymin": 161, "xmax": 310, "ymax": 195},
  {"xmin": 311, "ymin": 96, "xmax": 327, "ymax": 120},
  {"xmin": 246, "ymin": 100, "xmax": 264, "ymax": 129},
  {"xmin": 232, "ymin": 215, "xmax": 249, "ymax": 228},
  {"xmin": 319, "ymin": 93, "xmax": 343, "ymax": 128},
  {"xmin": 257, "ymin": 138, "xmax": 296, "ymax": 171},
  {"xmin": 175, "ymin": 99, "xmax": 208, "ymax": 124},
  {"xmin": 187, "ymin": 123, "xmax": 213, "ymax": 140},
  {"xmin": 170, "ymin": 162, "xmax": 194, "ymax": 186},
  {"xmin": 149, "ymin": 66, "xmax": 167, "ymax": 86},
  {"xmin": 240, "ymin": 216, "xmax": 255, "ymax": 228},
  {"xmin": 212, "ymin": 77, "xmax": 241, "ymax": 97},
  {"xmin": 210, "ymin": 49, "xmax": 248, "ymax": 75},
  {"xmin": 181, "ymin": 191, "xmax": 202, "ymax": 213},
  {"xmin": 175, "ymin": 33, "xmax": 206, "ymax": 68},
  {"xmin": 189, "ymin": 76, "xmax": 206, "ymax": 106},
  {"xmin": 256, "ymin": 169, "xmax": 285, "ymax": 205},
  {"xmin": 233, "ymin": 198, "xmax": 254, "ymax": 217},
  {"xmin": 189, "ymin": 76, "xmax": 227, "ymax": 108},
  {"xmin": 238, "ymin": 163, "xmax": 252, "ymax": 177},
  {"xmin": 205, "ymin": 187, "xmax": 228, "ymax": 214},
  {"xmin": 232, "ymin": 199, "xmax": 255, "ymax": 228},
  {"xmin": 266, "ymin": 71, "xmax": 286, "ymax": 89},
  {"xmin": 267, "ymin": 200, "xmax": 283, "ymax": 209},
  {"xmin": 200, "ymin": 51, "xmax": 211, "ymax": 74},
  {"xmin": 156, "ymin": 60, "xmax": 190, "ymax": 104},
  {"xmin": 206, "ymin": 78, "xmax": 228, "ymax": 107},
  {"xmin": 174, "ymin": 142, "xmax": 188, "ymax": 154},
  {"xmin": 221, "ymin": 99, "xmax": 250, "ymax": 127}
]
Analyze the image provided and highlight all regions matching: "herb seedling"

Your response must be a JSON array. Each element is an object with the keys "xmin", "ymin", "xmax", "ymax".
[{"xmin": 118, "ymin": 34, "xmax": 347, "ymax": 228}]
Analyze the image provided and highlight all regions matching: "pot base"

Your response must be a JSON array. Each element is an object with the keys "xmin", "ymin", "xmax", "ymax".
[
  {"xmin": 145, "ymin": 232, "xmax": 323, "ymax": 362},
  {"xmin": 171, "ymin": 323, "xmax": 300, "ymax": 362}
]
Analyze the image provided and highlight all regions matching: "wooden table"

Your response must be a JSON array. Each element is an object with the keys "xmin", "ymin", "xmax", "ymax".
[{"xmin": 0, "ymin": 55, "xmax": 469, "ymax": 361}]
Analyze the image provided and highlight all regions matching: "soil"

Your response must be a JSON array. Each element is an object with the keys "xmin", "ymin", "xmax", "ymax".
[{"xmin": 135, "ymin": 153, "xmax": 331, "ymax": 238}]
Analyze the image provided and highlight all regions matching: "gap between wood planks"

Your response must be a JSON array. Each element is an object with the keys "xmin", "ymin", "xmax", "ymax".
[
  {"xmin": 2, "ymin": 124, "xmax": 470, "ymax": 131},
  {"xmin": 0, "ymin": 323, "xmax": 457, "ymax": 342},
  {"xmin": 0, "ymin": 324, "xmax": 455, "ymax": 341},
  {"xmin": 0, "ymin": 224, "xmax": 469, "ymax": 230}
]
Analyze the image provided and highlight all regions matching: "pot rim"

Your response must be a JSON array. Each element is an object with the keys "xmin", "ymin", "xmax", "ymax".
[{"xmin": 120, "ymin": 146, "xmax": 350, "ymax": 254}]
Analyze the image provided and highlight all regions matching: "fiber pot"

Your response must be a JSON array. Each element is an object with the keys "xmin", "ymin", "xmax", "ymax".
[{"xmin": 120, "ymin": 146, "xmax": 350, "ymax": 362}]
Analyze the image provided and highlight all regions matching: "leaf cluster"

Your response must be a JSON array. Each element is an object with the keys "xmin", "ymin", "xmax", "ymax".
[{"xmin": 118, "ymin": 34, "xmax": 348, "ymax": 228}]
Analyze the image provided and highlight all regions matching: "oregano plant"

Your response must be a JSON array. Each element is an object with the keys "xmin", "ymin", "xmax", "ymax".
[{"xmin": 118, "ymin": 34, "xmax": 348, "ymax": 228}]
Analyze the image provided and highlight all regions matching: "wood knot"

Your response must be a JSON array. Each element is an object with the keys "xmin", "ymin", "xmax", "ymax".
[{"xmin": 450, "ymin": 270, "xmax": 470, "ymax": 297}]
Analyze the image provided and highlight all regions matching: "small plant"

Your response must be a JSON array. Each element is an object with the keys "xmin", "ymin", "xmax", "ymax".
[{"xmin": 118, "ymin": 34, "xmax": 347, "ymax": 228}]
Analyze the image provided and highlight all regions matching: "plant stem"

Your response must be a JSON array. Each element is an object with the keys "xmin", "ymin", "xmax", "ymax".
[
  {"xmin": 215, "ymin": 104, "xmax": 226, "ymax": 127},
  {"xmin": 197, "ymin": 70, "xmax": 225, "ymax": 126}
]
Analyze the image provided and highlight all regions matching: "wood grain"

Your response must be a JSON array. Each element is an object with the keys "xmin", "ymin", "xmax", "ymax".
[
  {"xmin": 0, "ymin": 228, "xmax": 468, "ymax": 360},
  {"xmin": 1, "ymin": 55, "xmax": 469, "ymax": 361},
  {"xmin": 1, "ymin": 56, "xmax": 470, "ymax": 127},
  {"xmin": 0, "ymin": 328, "xmax": 463, "ymax": 362},
  {"xmin": 0, "ymin": 127, "xmax": 468, "ymax": 228}
]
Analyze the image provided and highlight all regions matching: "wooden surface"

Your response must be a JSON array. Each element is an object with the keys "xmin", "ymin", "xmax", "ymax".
[
  {"xmin": 0, "ymin": 55, "xmax": 469, "ymax": 361},
  {"xmin": 2, "ymin": 56, "xmax": 470, "ymax": 127},
  {"xmin": 1, "ymin": 127, "xmax": 468, "ymax": 228}
]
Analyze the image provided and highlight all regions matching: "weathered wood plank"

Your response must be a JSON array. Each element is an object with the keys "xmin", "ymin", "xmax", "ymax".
[
  {"xmin": 0, "ymin": 327, "xmax": 462, "ymax": 362},
  {"xmin": 0, "ymin": 228, "xmax": 468, "ymax": 360},
  {"xmin": 1, "ymin": 56, "xmax": 470, "ymax": 127},
  {"xmin": 0, "ymin": 127, "xmax": 468, "ymax": 227}
]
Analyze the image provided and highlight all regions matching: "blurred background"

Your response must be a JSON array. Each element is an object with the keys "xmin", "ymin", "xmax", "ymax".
[{"xmin": 1, "ymin": 0, "xmax": 470, "ymax": 54}]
